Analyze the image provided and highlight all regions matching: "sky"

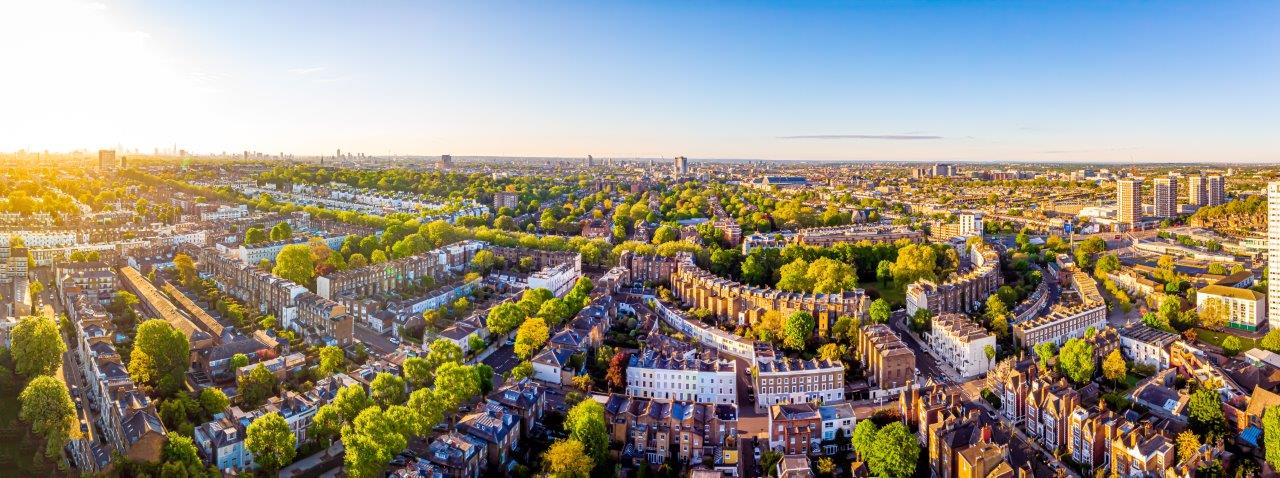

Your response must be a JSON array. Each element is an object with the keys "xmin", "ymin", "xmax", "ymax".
[{"xmin": 1, "ymin": 0, "xmax": 1277, "ymax": 163}]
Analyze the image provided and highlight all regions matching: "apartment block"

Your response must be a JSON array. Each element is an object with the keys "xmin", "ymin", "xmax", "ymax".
[
  {"xmin": 1196, "ymin": 284, "xmax": 1266, "ymax": 332},
  {"xmin": 626, "ymin": 348, "xmax": 737, "ymax": 404},
  {"xmin": 928, "ymin": 313, "xmax": 997, "ymax": 378},
  {"xmin": 754, "ymin": 357, "xmax": 845, "ymax": 411},
  {"xmin": 1153, "ymin": 176, "xmax": 1177, "ymax": 218},
  {"xmin": 906, "ymin": 243, "xmax": 1001, "ymax": 317},
  {"xmin": 855, "ymin": 323, "xmax": 916, "ymax": 397}
]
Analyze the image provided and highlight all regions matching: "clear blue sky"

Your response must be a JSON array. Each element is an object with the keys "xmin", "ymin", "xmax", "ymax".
[{"xmin": 2, "ymin": 0, "xmax": 1277, "ymax": 162}]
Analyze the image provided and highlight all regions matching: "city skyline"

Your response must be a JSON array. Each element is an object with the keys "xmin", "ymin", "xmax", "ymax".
[{"xmin": 2, "ymin": 1, "xmax": 1277, "ymax": 163}]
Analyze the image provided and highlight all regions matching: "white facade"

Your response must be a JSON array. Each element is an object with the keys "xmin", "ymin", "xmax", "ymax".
[
  {"xmin": 928, "ymin": 313, "xmax": 997, "ymax": 378},
  {"xmin": 1269, "ymin": 182, "xmax": 1280, "ymax": 331},
  {"xmin": 1196, "ymin": 285, "xmax": 1265, "ymax": 332},
  {"xmin": 958, "ymin": 213, "xmax": 984, "ymax": 238},
  {"xmin": 625, "ymin": 354, "xmax": 737, "ymax": 404},
  {"xmin": 1153, "ymin": 177, "xmax": 1177, "ymax": 218},
  {"xmin": 1119, "ymin": 328, "xmax": 1175, "ymax": 370},
  {"xmin": 528, "ymin": 261, "xmax": 580, "ymax": 298}
]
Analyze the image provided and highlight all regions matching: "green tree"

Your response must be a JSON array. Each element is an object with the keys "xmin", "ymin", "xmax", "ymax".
[
  {"xmin": 342, "ymin": 408, "xmax": 406, "ymax": 478},
  {"xmin": 868, "ymin": 298, "xmax": 891, "ymax": 324},
  {"xmin": 470, "ymin": 249, "xmax": 498, "ymax": 274},
  {"xmin": 1264, "ymin": 406, "xmax": 1280, "ymax": 468},
  {"xmin": 537, "ymin": 298, "xmax": 573, "ymax": 327},
  {"xmin": 435, "ymin": 363, "xmax": 480, "ymax": 409},
  {"xmin": 245, "ymin": 412, "xmax": 297, "ymax": 472},
  {"xmin": 890, "ymin": 244, "xmax": 938, "ymax": 285},
  {"xmin": 272, "ymin": 243, "xmax": 316, "ymax": 287},
  {"xmin": 1102, "ymin": 349, "xmax": 1127, "ymax": 386},
  {"xmin": 1034, "ymin": 341, "xmax": 1057, "ymax": 371},
  {"xmin": 1188, "ymin": 388, "xmax": 1227, "ymax": 440},
  {"xmin": 515, "ymin": 317, "xmax": 550, "ymax": 359},
  {"xmin": 162, "ymin": 432, "xmax": 205, "ymax": 475},
  {"xmin": 407, "ymin": 388, "xmax": 445, "ymax": 432},
  {"xmin": 1262, "ymin": 329, "xmax": 1280, "ymax": 353},
  {"xmin": 867, "ymin": 422, "xmax": 918, "ymax": 478},
  {"xmin": 333, "ymin": 384, "xmax": 374, "ymax": 423},
  {"xmin": 129, "ymin": 319, "xmax": 191, "ymax": 394},
  {"xmin": 1199, "ymin": 298, "xmax": 1229, "ymax": 330},
  {"xmin": 229, "ymin": 353, "xmax": 250, "ymax": 370},
  {"xmin": 19, "ymin": 376, "xmax": 75, "ymax": 457},
  {"xmin": 782, "ymin": 311, "xmax": 815, "ymax": 350},
  {"xmin": 403, "ymin": 357, "xmax": 431, "ymax": 389},
  {"xmin": 1222, "ymin": 335, "xmax": 1244, "ymax": 356},
  {"xmin": 198, "ymin": 388, "xmax": 229, "ymax": 416},
  {"xmin": 237, "ymin": 364, "xmax": 277, "ymax": 409},
  {"xmin": 370, "ymin": 372, "xmax": 407, "ymax": 407},
  {"xmin": 174, "ymin": 253, "xmax": 198, "ymax": 287},
  {"xmin": 1058, "ymin": 338, "xmax": 1095, "ymax": 385},
  {"xmin": 486, "ymin": 302, "xmax": 527, "ymax": 336},
  {"xmin": 984, "ymin": 345, "xmax": 997, "ymax": 369},
  {"xmin": 777, "ymin": 258, "xmax": 815, "ymax": 292},
  {"xmin": 1074, "ymin": 236, "xmax": 1107, "ymax": 271},
  {"xmin": 269, "ymin": 221, "xmax": 293, "ymax": 241},
  {"xmin": 876, "ymin": 259, "xmax": 893, "ymax": 286},
  {"xmin": 910, "ymin": 308, "xmax": 932, "ymax": 334},
  {"xmin": 317, "ymin": 345, "xmax": 345, "ymax": 377},
  {"xmin": 473, "ymin": 363, "xmax": 494, "ymax": 396},
  {"xmin": 543, "ymin": 439, "xmax": 594, "ymax": 477},
  {"xmin": 851, "ymin": 419, "xmax": 878, "ymax": 459},
  {"xmin": 244, "ymin": 226, "xmax": 267, "ymax": 245},
  {"xmin": 427, "ymin": 338, "xmax": 464, "ymax": 371},
  {"xmin": 309, "ymin": 404, "xmax": 343, "ymax": 444},
  {"xmin": 566, "ymin": 399, "xmax": 610, "ymax": 464},
  {"xmin": 651, "ymin": 225, "xmax": 679, "ymax": 244},
  {"xmin": 11, "ymin": 315, "xmax": 65, "ymax": 377}
]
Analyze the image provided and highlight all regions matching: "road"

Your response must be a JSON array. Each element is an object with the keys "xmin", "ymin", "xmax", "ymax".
[{"xmin": 887, "ymin": 309, "xmax": 953, "ymax": 383}]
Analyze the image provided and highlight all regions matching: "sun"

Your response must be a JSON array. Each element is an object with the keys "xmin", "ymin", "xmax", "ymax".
[{"xmin": 0, "ymin": 0, "xmax": 211, "ymax": 152}]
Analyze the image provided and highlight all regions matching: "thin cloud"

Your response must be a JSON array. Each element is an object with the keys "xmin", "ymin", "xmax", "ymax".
[
  {"xmin": 778, "ymin": 134, "xmax": 943, "ymax": 140},
  {"xmin": 1037, "ymin": 147, "xmax": 1138, "ymax": 154},
  {"xmin": 288, "ymin": 66, "xmax": 325, "ymax": 75}
]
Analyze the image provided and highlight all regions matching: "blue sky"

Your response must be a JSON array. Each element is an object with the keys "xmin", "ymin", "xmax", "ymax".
[{"xmin": 2, "ymin": 0, "xmax": 1277, "ymax": 162}]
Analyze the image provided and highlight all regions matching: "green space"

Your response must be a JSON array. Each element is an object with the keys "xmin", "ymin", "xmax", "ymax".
[
  {"xmin": 861, "ymin": 280, "xmax": 906, "ymax": 309},
  {"xmin": 1194, "ymin": 327, "xmax": 1257, "ymax": 351},
  {"xmin": 0, "ymin": 370, "xmax": 73, "ymax": 477}
]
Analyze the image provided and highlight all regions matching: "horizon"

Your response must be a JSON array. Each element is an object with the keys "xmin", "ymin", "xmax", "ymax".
[{"xmin": 1, "ymin": 1, "xmax": 1277, "ymax": 163}]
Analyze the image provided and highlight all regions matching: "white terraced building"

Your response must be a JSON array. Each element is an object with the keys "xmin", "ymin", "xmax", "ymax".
[
  {"xmin": 625, "ymin": 349, "xmax": 737, "ymax": 404},
  {"xmin": 928, "ymin": 313, "xmax": 997, "ymax": 378}
]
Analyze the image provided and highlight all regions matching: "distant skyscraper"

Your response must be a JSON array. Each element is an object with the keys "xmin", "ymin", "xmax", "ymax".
[
  {"xmin": 587, "ymin": 155, "xmax": 594, "ymax": 167},
  {"xmin": 1206, "ymin": 175, "xmax": 1225, "ymax": 206},
  {"xmin": 1187, "ymin": 175, "xmax": 1207, "ymax": 206},
  {"xmin": 439, "ymin": 154, "xmax": 452, "ymax": 169},
  {"xmin": 98, "ymin": 149, "xmax": 116, "ymax": 170},
  {"xmin": 1117, "ymin": 179, "xmax": 1142, "ymax": 226},
  {"xmin": 1268, "ymin": 182, "xmax": 1280, "ymax": 331},
  {"xmin": 673, "ymin": 156, "xmax": 688, "ymax": 176},
  {"xmin": 1153, "ymin": 176, "xmax": 1177, "ymax": 218},
  {"xmin": 932, "ymin": 163, "xmax": 953, "ymax": 177}
]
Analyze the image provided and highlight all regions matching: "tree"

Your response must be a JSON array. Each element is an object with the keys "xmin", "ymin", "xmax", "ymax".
[
  {"xmin": 755, "ymin": 310, "xmax": 786, "ymax": 343},
  {"xmin": 1074, "ymin": 237, "xmax": 1107, "ymax": 271},
  {"xmin": 11, "ymin": 315, "xmax": 65, "ymax": 377},
  {"xmin": 333, "ymin": 384, "xmax": 374, "ymax": 423},
  {"xmin": 198, "ymin": 388, "xmax": 229, "ymax": 416},
  {"xmin": 1176, "ymin": 430, "xmax": 1200, "ymax": 464},
  {"xmin": 245, "ymin": 412, "xmax": 297, "ymax": 472},
  {"xmin": 486, "ymin": 302, "xmax": 526, "ymax": 336},
  {"xmin": 244, "ymin": 226, "xmax": 267, "ymax": 245},
  {"xmin": 229, "ymin": 353, "xmax": 250, "ymax": 370},
  {"xmin": 511, "ymin": 361, "xmax": 534, "ymax": 381},
  {"xmin": 470, "ymin": 249, "xmax": 498, "ymax": 274},
  {"xmin": 566, "ymin": 400, "xmax": 609, "ymax": 464},
  {"xmin": 984, "ymin": 345, "xmax": 996, "ymax": 368},
  {"xmin": 427, "ymin": 338, "xmax": 464, "ymax": 371},
  {"xmin": 869, "ymin": 299, "xmax": 891, "ymax": 324},
  {"xmin": 317, "ymin": 345, "xmax": 345, "ymax": 377},
  {"xmin": 867, "ymin": 422, "xmax": 918, "ymax": 478},
  {"xmin": 370, "ymin": 372, "xmax": 406, "ymax": 407},
  {"xmin": 28, "ymin": 279, "xmax": 43, "ymax": 306},
  {"xmin": 402, "ymin": 357, "xmax": 431, "ymax": 389},
  {"xmin": 19, "ymin": 376, "xmax": 75, "ymax": 457},
  {"xmin": 1264, "ymin": 406, "xmax": 1280, "ymax": 468},
  {"xmin": 1102, "ymin": 349, "xmax": 1127, "ymax": 386},
  {"xmin": 1222, "ymin": 336, "xmax": 1244, "ymax": 356},
  {"xmin": 269, "ymin": 221, "xmax": 293, "ymax": 241},
  {"xmin": 606, "ymin": 351, "xmax": 628, "ymax": 390},
  {"xmin": 783, "ymin": 311, "xmax": 815, "ymax": 350},
  {"xmin": 515, "ymin": 317, "xmax": 550, "ymax": 359},
  {"xmin": 537, "ymin": 298, "xmax": 573, "ymax": 327},
  {"xmin": 474, "ymin": 363, "xmax": 494, "ymax": 396},
  {"xmin": 1263, "ymin": 329, "xmax": 1280, "ymax": 353},
  {"xmin": 272, "ymin": 243, "xmax": 316, "ymax": 287},
  {"xmin": 238, "ymin": 364, "xmax": 277, "ymax": 409},
  {"xmin": 910, "ymin": 308, "xmax": 932, "ymax": 334},
  {"xmin": 891, "ymin": 244, "xmax": 938, "ymax": 285},
  {"xmin": 651, "ymin": 225, "xmax": 679, "ymax": 245},
  {"xmin": 163, "ymin": 432, "xmax": 205, "ymax": 475},
  {"xmin": 816, "ymin": 456, "xmax": 836, "ymax": 476},
  {"xmin": 174, "ymin": 253, "xmax": 198, "ymax": 286},
  {"xmin": 1198, "ymin": 298, "xmax": 1229, "ymax": 330},
  {"xmin": 1095, "ymin": 254, "xmax": 1122, "ymax": 276},
  {"xmin": 370, "ymin": 249, "xmax": 388, "ymax": 264},
  {"xmin": 309, "ymin": 404, "xmax": 343, "ymax": 444},
  {"xmin": 347, "ymin": 252, "xmax": 368, "ymax": 269},
  {"xmin": 876, "ymin": 259, "xmax": 893, "ymax": 286},
  {"xmin": 543, "ymin": 439, "xmax": 594, "ymax": 477},
  {"xmin": 343, "ymin": 409, "xmax": 406, "ymax": 478},
  {"xmin": 130, "ymin": 319, "xmax": 191, "ymax": 394},
  {"xmin": 851, "ymin": 420, "xmax": 878, "ymax": 459},
  {"xmin": 1034, "ymin": 342, "xmax": 1057, "ymax": 371},
  {"xmin": 467, "ymin": 334, "xmax": 485, "ymax": 354},
  {"xmin": 1058, "ymin": 338, "xmax": 1095, "ymax": 385},
  {"xmin": 435, "ymin": 363, "xmax": 480, "ymax": 409},
  {"xmin": 1188, "ymin": 388, "xmax": 1227, "ymax": 440}
]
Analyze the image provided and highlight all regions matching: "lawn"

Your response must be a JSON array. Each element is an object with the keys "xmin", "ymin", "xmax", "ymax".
[
  {"xmin": 1194, "ymin": 328, "xmax": 1257, "ymax": 352},
  {"xmin": 861, "ymin": 279, "xmax": 905, "ymax": 309}
]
